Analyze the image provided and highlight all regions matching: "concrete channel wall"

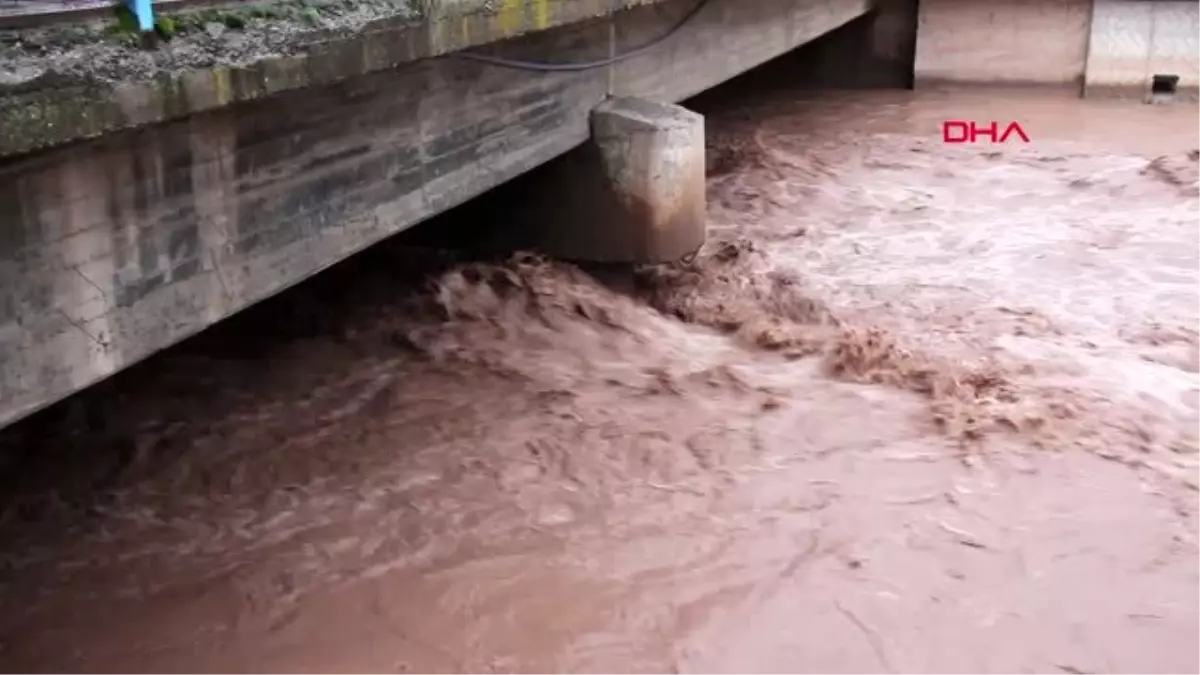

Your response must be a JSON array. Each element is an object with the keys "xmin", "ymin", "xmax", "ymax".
[
  {"xmin": 913, "ymin": 0, "xmax": 1200, "ymax": 98},
  {"xmin": 0, "ymin": 0, "xmax": 874, "ymax": 428},
  {"xmin": 1085, "ymin": 0, "xmax": 1200, "ymax": 99},
  {"xmin": 913, "ymin": 0, "xmax": 1094, "ymax": 87}
]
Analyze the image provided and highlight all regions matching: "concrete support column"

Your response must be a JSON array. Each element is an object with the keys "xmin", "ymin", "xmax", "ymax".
[
  {"xmin": 869, "ymin": 0, "xmax": 919, "ymax": 87},
  {"xmin": 537, "ymin": 97, "xmax": 707, "ymax": 263}
]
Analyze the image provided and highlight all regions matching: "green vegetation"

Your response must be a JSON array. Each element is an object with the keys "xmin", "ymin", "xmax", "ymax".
[{"xmin": 99, "ymin": 0, "xmax": 363, "ymax": 46}]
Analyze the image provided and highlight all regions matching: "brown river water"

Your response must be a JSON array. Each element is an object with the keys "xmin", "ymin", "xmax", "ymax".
[{"xmin": 0, "ymin": 75, "xmax": 1197, "ymax": 672}]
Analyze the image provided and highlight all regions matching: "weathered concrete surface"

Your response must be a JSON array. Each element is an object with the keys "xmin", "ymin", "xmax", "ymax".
[
  {"xmin": 913, "ymin": 0, "xmax": 1092, "ymax": 87},
  {"xmin": 0, "ymin": 0, "xmax": 873, "ymax": 428},
  {"xmin": 537, "ymin": 97, "xmax": 705, "ymax": 263},
  {"xmin": 1084, "ymin": 0, "xmax": 1200, "ymax": 100},
  {"xmin": 0, "ymin": 0, "xmax": 681, "ymax": 157}
]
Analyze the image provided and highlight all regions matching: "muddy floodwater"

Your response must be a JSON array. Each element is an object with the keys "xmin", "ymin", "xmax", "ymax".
[{"xmin": 0, "ymin": 82, "xmax": 1197, "ymax": 673}]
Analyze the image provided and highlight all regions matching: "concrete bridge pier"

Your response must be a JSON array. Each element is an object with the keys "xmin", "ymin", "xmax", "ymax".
[
  {"xmin": 535, "ymin": 97, "xmax": 707, "ymax": 264},
  {"xmin": 0, "ymin": 0, "xmax": 882, "ymax": 430}
]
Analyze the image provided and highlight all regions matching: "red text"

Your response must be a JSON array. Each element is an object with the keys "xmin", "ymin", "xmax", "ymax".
[{"xmin": 942, "ymin": 121, "xmax": 1031, "ymax": 144}]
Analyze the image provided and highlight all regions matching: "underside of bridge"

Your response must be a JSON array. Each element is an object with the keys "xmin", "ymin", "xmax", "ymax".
[
  {"xmin": 0, "ymin": 0, "xmax": 894, "ymax": 428},
  {"xmin": 0, "ymin": 0, "xmax": 1197, "ymax": 430}
]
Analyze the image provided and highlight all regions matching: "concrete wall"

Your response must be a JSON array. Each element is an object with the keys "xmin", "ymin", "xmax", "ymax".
[
  {"xmin": 913, "ymin": 0, "xmax": 1093, "ymax": 87},
  {"xmin": 1085, "ymin": 0, "xmax": 1200, "ymax": 99},
  {"xmin": 914, "ymin": 0, "xmax": 1200, "ymax": 97},
  {"xmin": 0, "ymin": 0, "xmax": 871, "ymax": 428}
]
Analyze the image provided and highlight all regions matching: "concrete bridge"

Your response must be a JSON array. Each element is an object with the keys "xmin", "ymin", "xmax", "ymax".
[{"xmin": 0, "ymin": 0, "xmax": 1197, "ymax": 429}]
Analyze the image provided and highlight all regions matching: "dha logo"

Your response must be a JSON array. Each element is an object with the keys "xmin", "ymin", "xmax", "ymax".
[{"xmin": 942, "ymin": 121, "xmax": 1031, "ymax": 144}]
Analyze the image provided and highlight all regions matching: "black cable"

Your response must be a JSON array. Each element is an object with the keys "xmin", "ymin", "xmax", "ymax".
[{"xmin": 451, "ymin": 0, "xmax": 710, "ymax": 72}]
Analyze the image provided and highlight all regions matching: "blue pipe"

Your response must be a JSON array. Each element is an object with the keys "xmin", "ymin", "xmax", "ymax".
[{"xmin": 126, "ymin": 0, "xmax": 155, "ymax": 32}]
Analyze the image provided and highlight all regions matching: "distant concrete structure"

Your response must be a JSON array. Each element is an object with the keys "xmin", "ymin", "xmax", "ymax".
[
  {"xmin": 914, "ymin": 0, "xmax": 1094, "ymax": 88},
  {"xmin": 0, "ymin": 0, "xmax": 879, "ymax": 428},
  {"xmin": 914, "ymin": 0, "xmax": 1199, "ymax": 99},
  {"xmin": 1085, "ymin": 0, "xmax": 1200, "ymax": 100}
]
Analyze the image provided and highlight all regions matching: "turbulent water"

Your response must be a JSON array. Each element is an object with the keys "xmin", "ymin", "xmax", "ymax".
[{"xmin": 0, "ymin": 85, "xmax": 1197, "ymax": 673}]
